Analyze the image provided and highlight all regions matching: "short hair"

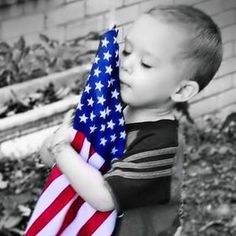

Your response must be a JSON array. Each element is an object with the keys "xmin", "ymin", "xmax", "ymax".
[{"xmin": 147, "ymin": 4, "xmax": 223, "ymax": 92}]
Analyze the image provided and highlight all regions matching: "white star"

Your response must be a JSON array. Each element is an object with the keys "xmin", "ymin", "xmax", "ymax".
[
  {"xmin": 101, "ymin": 37, "xmax": 109, "ymax": 47},
  {"xmin": 87, "ymin": 97, "xmax": 94, "ymax": 106},
  {"xmin": 110, "ymin": 134, "xmax": 117, "ymax": 142},
  {"xmin": 90, "ymin": 125, "xmax": 97, "ymax": 133},
  {"xmin": 100, "ymin": 109, "xmax": 107, "ymax": 119},
  {"xmin": 107, "ymin": 119, "xmax": 115, "ymax": 130},
  {"xmin": 100, "ymin": 124, "xmax": 106, "ymax": 131},
  {"xmin": 77, "ymin": 101, "xmax": 83, "ymax": 110},
  {"xmin": 103, "ymin": 51, "xmax": 112, "ymax": 61},
  {"xmin": 113, "ymin": 36, "xmax": 118, "ymax": 44},
  {"xmin": 94, "ymin": 55, "xmax": 100, "ymax": 64},
  {"xmin": 106, "ymin": 107, "xmax": 111, "ymax": 116},
  {"xmin": 94, "ymin": 67, "xmax": 101, "ymax": 77},
  {"xmin": 111, "ymin": 89, "xmax": 119, "ymax": 99},
  {"xmin": 116, "ymin": 60, "xmax": 119, "ymax": 67},
  {"xmin": 100, "ymin": 137, "xmax": 107, "ymax": 146},
  {"xmin": 84, "ymin": 84, "xmax": 91, "ymax": 93},
  {"xmin": 120, "ymin": 131, "xmax": 126, "ymax": 139},
  {"xmin": 95, "ymin": 81, "xmax": 104, "ymax": 91},
  {"xmin": 111, "ymin": 147, "xmax": 118, "ymax": 155},
  {"xmin": 97, "ymin": 95, "xmax": 106, "ymax": 105},
  {"xmin": 79, "ymin": 114, "xmax": 88, "ymax": 123},
  {"xmin": 115, "ymin": 103, "xmax": 122, "ymax": 112},
  {"xmin": 90, "ymin": 111, "xmax": 96, "ymax": 121},
  {"xmin": 108, "ymin": 78, "xmax": 115, "ymax": 88},
  {"xmin": 115, "ymin": 49, "xmax": 119, "ymax": 57},
  {"xmin": 119, "ymin": 117, "xmax": 125, "ymax": 126},
  {"xmin": 105, "ymin": 65, "xmax": 113, "ymax": 75}
]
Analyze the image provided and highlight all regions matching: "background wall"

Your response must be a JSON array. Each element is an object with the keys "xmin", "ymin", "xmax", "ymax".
[{"xmin": 0, "ymin": 0, "xmax": 236, "ymax": 120}]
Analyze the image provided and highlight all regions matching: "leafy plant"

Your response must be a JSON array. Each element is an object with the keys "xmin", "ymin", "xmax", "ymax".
[
  {"xmin": 181, "ymin": 114, "xmax": 236, "ymax": 236},
  {"xmin": 0, "ymin": 32, "xmax": 99, "ymax": 88},
  {"xmin": 0, "ymin": 153, "xmax": 49, "ymax": 236}
]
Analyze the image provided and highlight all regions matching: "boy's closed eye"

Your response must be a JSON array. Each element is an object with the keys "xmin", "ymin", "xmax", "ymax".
[
  {"xmin": 121, "ymin": 49, "xmax": 153, "ymax": 69},
  {"xmin": 121, "ymin": 49, "xmax": 130, "ymax": 56}
]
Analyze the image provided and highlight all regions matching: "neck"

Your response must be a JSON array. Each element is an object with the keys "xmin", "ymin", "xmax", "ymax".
[{"xmin": 124, "ymin": 102, "xmax": 175, "ymax": 124}]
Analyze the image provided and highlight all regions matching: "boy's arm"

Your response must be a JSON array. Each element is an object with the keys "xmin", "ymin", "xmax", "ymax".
[
  {"xmin": 54, "ymin": 143, "xmax": 115, "ymax": 212},
  {"xmin": 40, "ymin": 110, "xmax": 115, "ymax": 212}
]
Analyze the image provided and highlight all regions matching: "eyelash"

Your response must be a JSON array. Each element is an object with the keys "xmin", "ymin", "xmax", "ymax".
[
  {"xmin": 121, "ymin": 49, "xmax": 130, "ymax": 56},
  {"xmin": 121, "ymin": 50, "xmax": 152, "ymax": 69}
]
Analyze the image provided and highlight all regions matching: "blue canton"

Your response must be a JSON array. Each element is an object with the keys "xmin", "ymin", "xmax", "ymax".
[{"xmin": 73, "ymin": 27, "xmax": 126, "ymax": 164}]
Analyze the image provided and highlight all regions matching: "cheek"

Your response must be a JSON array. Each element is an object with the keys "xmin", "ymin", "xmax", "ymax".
[
  {"xmin": 134, "ymin": 71, "xmax": 160, "ymax": 93},
  {"xmin": 149, "ymin": 67, "xmax": 179, "ymax": 94}
]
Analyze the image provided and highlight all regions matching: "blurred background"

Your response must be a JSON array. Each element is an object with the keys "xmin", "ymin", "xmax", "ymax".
[{"xmin": 0, "ymin": 0, "xmax": 235, "ymax": 235}]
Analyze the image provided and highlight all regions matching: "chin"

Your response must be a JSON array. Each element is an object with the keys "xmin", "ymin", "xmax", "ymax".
[{"xmin": 120, "ymin": 91, "xmax": 130, "ymax": 105}]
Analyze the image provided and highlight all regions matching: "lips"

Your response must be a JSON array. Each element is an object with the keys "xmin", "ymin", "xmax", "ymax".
[
  {"xmin": 119, "ymin": 70, "xmax": 130, "ymax": 87},
  {"xmin": 120, "ymin": 79, "xmax": 130, "ymax": 88}
]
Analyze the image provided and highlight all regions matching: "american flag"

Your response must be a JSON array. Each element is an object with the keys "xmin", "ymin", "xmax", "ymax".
[{"xmin": 25, "ymin": 26, "xmax": 126, "ymax": 236}]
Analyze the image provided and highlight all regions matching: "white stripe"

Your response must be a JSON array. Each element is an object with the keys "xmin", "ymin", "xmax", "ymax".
[
  {"xmin": 92, "ymin": 210, "xmax": 117, "ymax": 236},
  {"xmin": 70, "ymin": 127, "xmax": 77, "ymax": 143},
  {"xmin": 26, "ymin": 174, "xmax": 70, "ymax": 231},
  {"xmin": 61, "ymin": 202, "xmax": 96, "ymax": 235},
  {"xmin": 88, "ymin": 152, "xmax": 105, "ymax": 170},
  {"xmin": 37, "ymin": 196, "xmax": 77, "ymax": 236},
  {"xmin": 79, "ymin": 137, "xmax": 91, "ymax": 161}
]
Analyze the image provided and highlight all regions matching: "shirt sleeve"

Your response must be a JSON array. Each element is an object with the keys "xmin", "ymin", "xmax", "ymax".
[{"xmin": 103, "ymin": 130, "xmax": 179, "ymax": 214}]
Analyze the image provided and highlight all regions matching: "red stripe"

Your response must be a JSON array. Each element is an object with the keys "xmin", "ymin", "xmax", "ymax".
[
  {"xmin": 56, "ymin": 196, "xmax": 85, "ymax": 236},
  {"xmin": 100, "ymin": 162, "xmax": 110, "ymax": 175},
  {"xmin": 77, "ymin": 211, "xmax": 113, "ymax": 236},
  {"xmin": 89, "ymin": 145, "xmax": 96, "ymax": 156},
  {"xmin": 43, "ymin": 166, "xmax": 62, "ymax": 192},
  {"xmin": 25, "ymin": 185, "xmax": 76, "ymax": 236},
  {"xmin": 27, "ymin": 132, "xmax": 115, "ymax": 236},
  {"xmin": 71, "ymin": 131, "xmax": 85, "ymax": 152}
]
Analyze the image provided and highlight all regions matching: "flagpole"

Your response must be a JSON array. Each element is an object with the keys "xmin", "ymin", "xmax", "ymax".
[{"xmin": 109, "ymin": 0, "xmax": 116, "ymax": 28}]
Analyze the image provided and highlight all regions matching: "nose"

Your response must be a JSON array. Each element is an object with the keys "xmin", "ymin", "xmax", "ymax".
[{"xmin": 120, "ymin": 53, "xmax": 134, "ymax": 75}]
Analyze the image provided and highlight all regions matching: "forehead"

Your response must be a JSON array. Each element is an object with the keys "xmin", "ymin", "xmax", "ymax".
[{"xmin": 125, "ymin": 14, "xmax": 190, "ymax": 62}]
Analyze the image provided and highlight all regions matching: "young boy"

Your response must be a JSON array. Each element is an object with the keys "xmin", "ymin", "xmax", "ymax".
[{"xmin": 41, "ymin": 4, "xmax": 222, "ymax": 235}]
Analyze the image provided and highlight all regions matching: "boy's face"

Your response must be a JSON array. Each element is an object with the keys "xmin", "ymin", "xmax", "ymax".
[{"xmin": 119, "ymin": 14, "xmax": 190, "ymax": 108}]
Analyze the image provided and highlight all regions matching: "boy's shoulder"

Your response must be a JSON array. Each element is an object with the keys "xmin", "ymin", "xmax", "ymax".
[{"xmin": 125, "ymin": 118, "xmax": 179, "ymax": 153}]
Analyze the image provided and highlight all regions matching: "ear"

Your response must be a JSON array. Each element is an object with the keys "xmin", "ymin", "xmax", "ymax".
[{"xmin": 171, "ymin": 80, "xmax": 199, "ymax": 103}]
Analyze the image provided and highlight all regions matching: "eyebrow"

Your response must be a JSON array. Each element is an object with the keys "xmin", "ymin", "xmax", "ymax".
[{"xmin": 124, "ymin": 36, "xmax": 161, "ymax": 63}]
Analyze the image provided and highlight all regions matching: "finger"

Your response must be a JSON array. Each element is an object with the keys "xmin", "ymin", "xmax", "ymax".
[{"xmin": 50, "ymin": 128, "xmax": 69, "ymax": 149}]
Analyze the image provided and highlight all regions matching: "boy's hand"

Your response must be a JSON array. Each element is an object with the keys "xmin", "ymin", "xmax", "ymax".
[{"xmin": 39, "ymin": 109, "xmax": 75, "ymax": 167}]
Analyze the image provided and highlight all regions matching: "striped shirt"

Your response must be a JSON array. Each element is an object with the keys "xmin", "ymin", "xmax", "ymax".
[{"xmin": 103, "ymin": 119, "xmax": 182, "ymax": 236}]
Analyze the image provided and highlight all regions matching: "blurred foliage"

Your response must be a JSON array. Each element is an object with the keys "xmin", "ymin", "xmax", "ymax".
[
  {"xmin": 0, "ymin": 32, "xmax": 99, "ymax": 88},
  {"xmin": 0, "ymin": 153, "xmax": 49, "ymax": 236},
  {"xmin": 0, "ymin": 31, "xmax": 100, "ymax": 118},
  {"xmin": 181, "ymin": 114, "xmax": 236, "ymax": 236}
]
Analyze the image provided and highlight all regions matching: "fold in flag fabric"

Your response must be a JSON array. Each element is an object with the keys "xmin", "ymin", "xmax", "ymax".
[{"xmin": 25, "ymin": 26, "xmax": 126, "ymax": 236}]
